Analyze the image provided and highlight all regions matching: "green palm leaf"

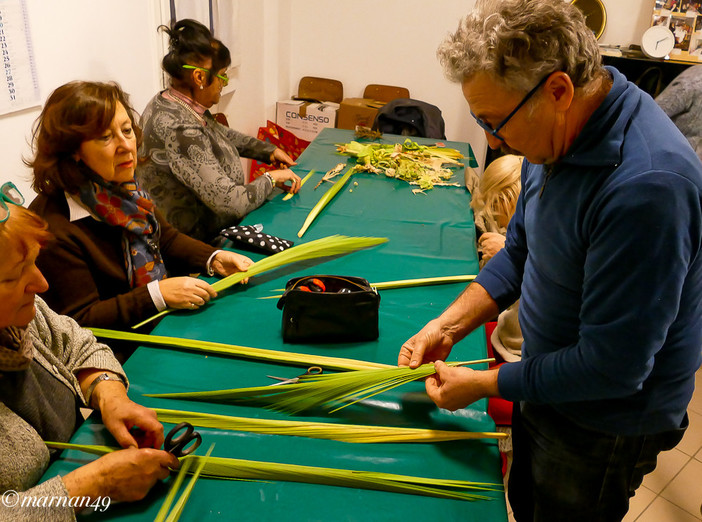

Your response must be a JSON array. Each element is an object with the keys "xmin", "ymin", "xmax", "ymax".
[
  {"xmin": 297, "ymin": 166, "xmax": 355, "ymax": 237},
  {"xmin": 156, "ymin": 444, "xmax": 215, "ymax": 522},
  {"xmin": 89, "ymin": 328, "xmax": 390, "ymax": 372},
  {"xmin": 282, "ymin": 170, "xmax": 316, "ymax": 201},
  {"xmin": 154, "ymin": 408, "xmax": 508, "ymax": 443},
  {"xmin": 132, "ymin": 235, "xmax": 387, "ymax": 329},
  {"xmin": 45, "ymin": 442, "xmax": 502, "ymax": 502},
  {"xmin": 146, "ymin": 361, "xmax": 492, "ymax": 414}
]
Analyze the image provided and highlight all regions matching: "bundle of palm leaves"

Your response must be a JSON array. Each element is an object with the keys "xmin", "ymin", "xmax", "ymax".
[{"xmin": 146, "ymin": 360, "xmax": 491, "ymax": 415}]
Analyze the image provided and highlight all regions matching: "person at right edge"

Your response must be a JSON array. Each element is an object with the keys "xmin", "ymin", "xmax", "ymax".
[{"xmin": 398, "ymin": 1, "xmax": 702, "ymax": 521}]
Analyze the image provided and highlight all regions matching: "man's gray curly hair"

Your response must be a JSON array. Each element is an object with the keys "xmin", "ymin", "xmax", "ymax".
[{"xmin": 437, "ymin": 0, "xmax": 603, "ymax": 93}]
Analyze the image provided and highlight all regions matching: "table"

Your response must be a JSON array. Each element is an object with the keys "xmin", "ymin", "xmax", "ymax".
[{"xmin": 43, "ymin": 128, "xmax": 508, "ymax": 521}]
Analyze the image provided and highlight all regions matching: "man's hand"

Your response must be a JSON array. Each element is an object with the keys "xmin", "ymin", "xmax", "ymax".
[
  {"xmin": 398, "ymin": 318, "xmax": 455, "ymax": 369},
  {"xmin": 425, "ymin": 361, "xmax": 501, "ymax": 411}
]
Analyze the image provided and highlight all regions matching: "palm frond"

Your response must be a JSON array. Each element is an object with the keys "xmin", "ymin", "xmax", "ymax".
[
  {"xmin": 46, "ymin": 442, "xmax": 502, "ymax": 502},
  {"xmin": 154, "ymin": 407, "xmax": 508, "ymax": 443},
  {"xmin": 282, "ymin": 170, "xmax": 316, "ymax": 201},
  {"xmin": 157, "ymin": 444, "xmax": 215, "ymax": 522},
  {"xmin": 89, "ymin": 328, "xmax": 390, "ymax": 372},
  {"xmin": 133, "ymin": 235, "xmax": 388, "ymax": 329},
  {"xmin": 261, "ymin": 274, "xmax": 478, "ymax": 299},
  {"xmin": 371, "ymin": 274, "xmax": 476, "ymax": 290},
  {"xmin": 146, "ymin": 360, "xmax": 492, "ymax": 414},
  {"xmin": 297, "ymin": 166, "xmax": 355, "ymax": 237}
]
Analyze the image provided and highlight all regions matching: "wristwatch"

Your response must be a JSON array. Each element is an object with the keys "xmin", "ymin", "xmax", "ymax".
[{"xmin": 85, "ymin": 372, "xmax": 124, "ymax": 408}]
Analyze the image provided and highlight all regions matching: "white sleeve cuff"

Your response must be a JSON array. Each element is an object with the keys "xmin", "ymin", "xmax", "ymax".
[
  {"xmin": 147, "ymin": 280, "xmax": 167, "ymax": 311},
  {"xmin": 206, "ymin": 250, "xmax": 224, "ymax": 277}
]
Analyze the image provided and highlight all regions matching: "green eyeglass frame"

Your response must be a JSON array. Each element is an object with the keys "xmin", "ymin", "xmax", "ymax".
[
  {"xmin": 0, "ymin": 182, "xmax": 25, "ymax": 223},
  {"xmin": 182, "ymin": 65, "xmax": 229, "ymax": 86}
]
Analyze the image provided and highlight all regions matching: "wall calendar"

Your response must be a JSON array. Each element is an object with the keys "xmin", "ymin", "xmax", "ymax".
[{"xmin": 0, "ymin": 0, "xmax": 39, "ymax": 116}]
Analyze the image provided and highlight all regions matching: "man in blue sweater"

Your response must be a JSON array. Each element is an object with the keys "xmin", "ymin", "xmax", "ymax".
[{"xmin": 399, "ymin": 1, "xmax": 702, "ymax": 520}]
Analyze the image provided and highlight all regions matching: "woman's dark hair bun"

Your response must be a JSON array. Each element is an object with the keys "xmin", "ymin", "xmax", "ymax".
[{"xmin": 159, "ymin": 19, "xmax": 231, "ymax": 84}]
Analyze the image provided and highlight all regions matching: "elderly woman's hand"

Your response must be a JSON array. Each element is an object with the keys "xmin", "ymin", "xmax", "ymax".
[
  {"xmin": 478, "ymin": 232, "xmax": 506, "ymax": 262},
  {"xmin": 62, "ymin": 447, "xmax": 179, "ymax": 505},
  {"xmin": 270, "ymin": 148, "xmax": 297, "ymax": 168},
  {"xmin": 101, "ymin": 395, "xmax": 165, "ymax": 450},
  {"xmin": 210, "ymin": 251, "xmax": 254, "ymax": 280},
  {"xmin": 269, "ymin": 168, "xmax": 302, "ymax": 194},
  {"xmin": 159, "ymin": 276, "xmax": 217, "ymax": 310}
]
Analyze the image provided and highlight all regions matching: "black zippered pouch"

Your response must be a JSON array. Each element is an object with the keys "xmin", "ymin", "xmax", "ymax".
[{"xmin": 276, "ymin": 275, "xmax": 380, "ymax": 343}]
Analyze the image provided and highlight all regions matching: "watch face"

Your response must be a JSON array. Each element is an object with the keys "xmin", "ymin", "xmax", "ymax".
[{"xmin": 642, "ymin": 25, "xmax": 676, "ymax": 58}]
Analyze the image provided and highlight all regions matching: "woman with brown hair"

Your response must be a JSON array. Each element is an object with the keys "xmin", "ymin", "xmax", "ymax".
[
  {"xmin": 0, "ymin": 195, "xmax": 177, "ymax": 520},
  {"xmin": 28, "ymin": 81, "xmax": 253, "ymax": 335}
]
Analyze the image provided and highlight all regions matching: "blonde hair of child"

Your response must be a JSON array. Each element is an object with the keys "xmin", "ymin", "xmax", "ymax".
[{"xmin": 471, "ymin": 154, "xmax": 523, "ymax": 230}]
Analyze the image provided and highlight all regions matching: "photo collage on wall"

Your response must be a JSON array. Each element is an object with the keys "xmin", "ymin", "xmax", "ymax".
[{"xmin": 653, "ymin": 1, "xmax": 702, "ymax": 60}]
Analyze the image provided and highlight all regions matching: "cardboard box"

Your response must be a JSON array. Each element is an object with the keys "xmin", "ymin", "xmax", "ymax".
[
  {"xmin": 276, "ymin": 100, "xmax": 339, "ymax": 141},
  {"xmin": 336, "ymin": 98, "xmax": 386, "ymax": 131},
  {"xmin": 336, "ymin": 84, "xmax": 410, "ymax": 131}
]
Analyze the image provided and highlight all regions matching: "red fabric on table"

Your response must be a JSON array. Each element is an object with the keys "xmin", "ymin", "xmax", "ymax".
[
  {"xmin": 485, "ymin": 321, "xmax": 514, "ymax": 426},
  {"xmin": 249, "ymin": 121, "xmax": 311, "ymax": 182}
]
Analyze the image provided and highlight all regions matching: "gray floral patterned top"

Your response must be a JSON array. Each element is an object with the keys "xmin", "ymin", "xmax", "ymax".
[
  {"xmin": 138, "ymin": 92, "xmax": 277, "ymax": 241},
  {"xmin": 656, "ymin": 64, "xmax": 702, "ymax": 161}
]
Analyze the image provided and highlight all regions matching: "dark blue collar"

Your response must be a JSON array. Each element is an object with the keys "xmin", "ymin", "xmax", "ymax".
[{"xmin": 560, "ymin": 66, "xmax": 636, "ymax": 168}]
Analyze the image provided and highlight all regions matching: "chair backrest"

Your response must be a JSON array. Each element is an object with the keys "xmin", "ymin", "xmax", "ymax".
[
  {"xmin": 213, "ymin": 112, "xmax": 230, "ymax": 127},
  {"xmin": 295, "ymin": 77, "xmax": 343, "ymax": 103},
  {"xmin": 372, "ymin": 98, "xmax": 446, "ymax": 139},
  {"xmin": 363, "ymin": 84, "xmax": 410, "ymax": 102}
]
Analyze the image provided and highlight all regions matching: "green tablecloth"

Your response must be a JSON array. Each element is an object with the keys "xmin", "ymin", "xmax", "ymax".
[{"xmin": 43, "ymin": 128, "xmax": 507, "ymax": 521}]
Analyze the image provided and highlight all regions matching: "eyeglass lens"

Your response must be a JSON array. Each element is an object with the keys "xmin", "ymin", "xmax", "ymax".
[{"xmin": 2, "ymin": 182, "xmax": 24, "ymax": 205}]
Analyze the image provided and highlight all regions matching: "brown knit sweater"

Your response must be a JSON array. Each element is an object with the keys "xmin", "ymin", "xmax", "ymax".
[{"xmin": 29, "ymin": 193, "xmax": 216, "ymax": 330}]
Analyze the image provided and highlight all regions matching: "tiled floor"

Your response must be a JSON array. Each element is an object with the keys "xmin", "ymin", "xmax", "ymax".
[{"xmin": 504, "ymin": 365, "xmax": 702, "ymax": 521}]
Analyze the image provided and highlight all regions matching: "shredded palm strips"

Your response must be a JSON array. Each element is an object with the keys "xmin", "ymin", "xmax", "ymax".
[{"xmin": 336, "ymin": 139, "xmax": 464, "ymax": 190}]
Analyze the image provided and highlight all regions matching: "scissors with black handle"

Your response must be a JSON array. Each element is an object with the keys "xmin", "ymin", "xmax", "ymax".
[
  {"xmin": 164, "ymin": 421, "xmax": 202, "ymax": 457},
  {"xmin": 266, "ymin": 366, "xmax": 323, "ymax": 386}
]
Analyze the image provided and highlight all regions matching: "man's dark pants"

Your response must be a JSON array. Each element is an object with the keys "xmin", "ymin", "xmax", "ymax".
[{"xmin": 508, "ymin": 402, "xmax": 687, "ymax": 521}]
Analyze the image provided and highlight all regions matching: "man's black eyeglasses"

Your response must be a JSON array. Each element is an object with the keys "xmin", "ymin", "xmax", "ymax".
[{"xmin": 470, "ymin": 74, "xmax": 551, "ymax": 142}]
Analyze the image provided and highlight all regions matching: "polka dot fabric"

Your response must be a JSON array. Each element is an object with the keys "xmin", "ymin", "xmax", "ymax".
[{"xmin": 219, "ymin": 225, "xmax": 294, "ymax": 255}]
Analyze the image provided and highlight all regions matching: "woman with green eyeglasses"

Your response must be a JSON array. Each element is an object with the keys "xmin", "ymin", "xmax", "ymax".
[{"xmin": 138, "ymin": 19, "xmax": 301, "ymax": 243}]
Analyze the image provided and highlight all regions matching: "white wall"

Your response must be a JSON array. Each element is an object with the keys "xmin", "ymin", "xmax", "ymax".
[
  {"xmin": 0, "ymin": 0, "xmax": 660, "ymax": 202},
  {"xmin": 222, "ymin": 0, "xmax": 658, "ymax": 173},
  {"xmin": 599, "ymin": 0, "xmax": 656, "ymax": 48},
  {"xmin": 0, "ymin": 0, "xmax": 168, "ymax": 199}
]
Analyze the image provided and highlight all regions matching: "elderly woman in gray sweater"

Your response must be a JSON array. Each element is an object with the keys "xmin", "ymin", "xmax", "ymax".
[{"xmin": 0, "ymin": 195, "xmax": 178, "ymax": 521}]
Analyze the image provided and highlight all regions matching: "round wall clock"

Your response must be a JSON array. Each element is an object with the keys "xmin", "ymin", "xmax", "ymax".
[
  {"xmin": 641, "ymin": 25, "xmax": 676, "ymax": 59},
  {"xmin": 572, "ymin": 0, "xmax": 607, "ymax": 40}
]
